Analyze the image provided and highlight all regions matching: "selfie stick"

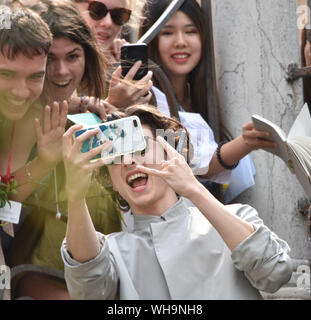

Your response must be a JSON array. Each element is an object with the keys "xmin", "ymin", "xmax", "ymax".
[{"xmin": 137, "ymin": 0, "xmax": 185, "ymax": 45}]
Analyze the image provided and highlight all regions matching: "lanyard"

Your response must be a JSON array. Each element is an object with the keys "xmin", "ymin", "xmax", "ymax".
[
  {"xmin": 0, "ymin": 122, "xmax": 16, "ymax": 225},
  {"xmin": 0, "ymin": 121, "xmax": 16, "ymax": 184}
]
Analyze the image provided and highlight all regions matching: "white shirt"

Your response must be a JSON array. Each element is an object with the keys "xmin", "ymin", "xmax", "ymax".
[{"xmin": 153, "ymin": 87, "xmax": 256, "ymax": 202}]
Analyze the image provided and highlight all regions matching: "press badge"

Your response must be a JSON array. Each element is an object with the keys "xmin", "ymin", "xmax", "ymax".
[{"xmin": 0, "ymin": 201, "xmax": 22, "ymax": 224}]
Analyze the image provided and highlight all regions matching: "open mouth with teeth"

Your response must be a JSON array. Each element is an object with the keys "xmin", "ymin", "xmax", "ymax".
[
  {"xmin": 52, "ymin": 80, "xmax": 71, "ymax": 88},
  {"xmin": 126, "ymin": 172, "xmax": 148, "ymax": 191},
  {"xmin": 172, "ymin": 54, "xmax": 189, "ymax": 59},
  {"xmin": 6, "ymin": 98, "xmax": 26, "ymax": 107},
  {"xmin": 171, "ymin": 53, "xmax": 190, "ymax": 63}
]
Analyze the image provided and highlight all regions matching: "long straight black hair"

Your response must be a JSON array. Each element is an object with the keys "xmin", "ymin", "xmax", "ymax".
[{"xmin": 140, "ymin": 0, "xmax": 208, "ymax": 122}]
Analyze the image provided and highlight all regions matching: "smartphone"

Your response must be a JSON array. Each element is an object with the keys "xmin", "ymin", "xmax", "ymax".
[
  {"xmin": 74, "ymin": 116, "xmax": 146, "ymax": 161},
  {"xmin": 121, "ymin": 43, "xmax": 148, "ymax": 80}
]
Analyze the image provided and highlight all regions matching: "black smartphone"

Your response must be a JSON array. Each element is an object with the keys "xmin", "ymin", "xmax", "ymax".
[{"xmin": 121, "ymin": 43, "xmax": 148, "ymax": 80}]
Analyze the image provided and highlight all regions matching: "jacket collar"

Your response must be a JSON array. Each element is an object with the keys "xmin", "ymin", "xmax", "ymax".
[{"xmin": 122, "ymin": 197, "xmax": 190, "ymax": 232}]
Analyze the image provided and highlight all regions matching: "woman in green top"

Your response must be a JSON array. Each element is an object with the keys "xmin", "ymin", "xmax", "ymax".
[{"xmin": 7, "ymin": 0, "xmax": 121, "ymax": 300}]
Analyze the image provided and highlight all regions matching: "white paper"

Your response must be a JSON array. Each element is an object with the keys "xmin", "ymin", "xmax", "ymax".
[
  {"xmin": 178, "ymin": 112, "xmax": 217, "ymax": 176},
  {"xmin": 0, "ymin": 200, "xmax": 22, "ymax": 224},
  {"xmin": 67, "ymin": 113, "xmax": 102, "ymax": 126},
  {"xmin": 224, "ymin": 154, "xmax": 256, "ymax": 203},
  {"xmin": 288, "ymin": 103, "xmax": 311, "ymax": 139}
]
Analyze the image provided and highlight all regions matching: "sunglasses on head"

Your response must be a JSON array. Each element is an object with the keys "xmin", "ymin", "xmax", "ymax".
[{"xmin": 88, "ymin": 1, "xmax": 132, "ymax": 26}]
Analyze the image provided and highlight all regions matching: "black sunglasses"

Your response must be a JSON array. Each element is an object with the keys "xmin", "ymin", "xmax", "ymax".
[{"xmin": 88, "ymin": 1, "xmax": 132, "ymax": 26}]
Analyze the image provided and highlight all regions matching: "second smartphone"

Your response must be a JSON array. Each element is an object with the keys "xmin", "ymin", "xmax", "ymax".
[{"xmin": 120, "ymin": 43, "xmax": 148, "ymax": 80}]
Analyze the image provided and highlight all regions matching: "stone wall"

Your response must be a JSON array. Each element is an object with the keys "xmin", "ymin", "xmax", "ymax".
[{"xmin": 212, "ymin": 0, "xmax": 311, "ymax": 261}]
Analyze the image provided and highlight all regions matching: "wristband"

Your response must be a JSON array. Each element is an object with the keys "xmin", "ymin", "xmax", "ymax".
[{"xmin": 216, "ymin": 141, "xmax": 239, "ymax": 170}]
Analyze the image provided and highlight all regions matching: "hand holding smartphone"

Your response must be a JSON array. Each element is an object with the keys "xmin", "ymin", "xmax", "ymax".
[
  {"xmin": 74, "ymin": 116, "xmax": 146, "ymax": 162},
  {"xmin": 121, "ymin": 43, "xmax": 148, "ymax": 80}
]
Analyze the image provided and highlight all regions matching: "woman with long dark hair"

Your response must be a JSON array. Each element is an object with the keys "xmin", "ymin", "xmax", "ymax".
[{"xmin": 140, "ymin": 0, "xmax": 275, "ymax": 202}]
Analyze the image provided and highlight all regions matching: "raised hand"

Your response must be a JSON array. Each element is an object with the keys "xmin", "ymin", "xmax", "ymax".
[
  {"xmin": 136, "ymin": 136, "xmax": 199, "ymax": 199},
  {"xmin": 79, "ymin": 96, "xmax": 109, "ymax": 120},
  {"xmin": 62, "ymin": 125, "xmax": 112, "ymax": 201},
  {"xmin": 106, "ymin": 63, "xmax": 153, "ymax": 108},
  {"xmin": 68, "ymin": 96, "xmax": 110, "ymax": 121},
  {"xmin": 35, "ymin": 101, "xmax": 68, "ymax": 168}
]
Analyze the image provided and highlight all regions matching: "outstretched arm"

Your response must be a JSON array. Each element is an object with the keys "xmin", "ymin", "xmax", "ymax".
[
  {"xmin": 136, "ymin": 136, "xmax": 255, "ymax": 251},
  {"xmin": 62, "ymin": 124, "xmax": 111, "ymax": 262},
  {"xmin": 200, "ymin": 122, "xmax": 277, "ymax": 178},
  {"xmin": 137, "ymin": 137, "xmax": 292, "ymax": 292}
]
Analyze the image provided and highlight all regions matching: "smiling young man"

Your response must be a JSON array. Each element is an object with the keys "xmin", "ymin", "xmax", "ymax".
[
  {"xmin": 0, "ymin": 4, "xmax": 69, "ymax": 202},
  {"xmin": 0, "ymin": 4, "xmax": 55, "ymax": 300},
  {"xmin": 61, "ymin": 104, "xmax": 293, "ymax": 300},
  {"xmin": 0, "ymin": 8, "xmax": 50, "ymax": 122}
]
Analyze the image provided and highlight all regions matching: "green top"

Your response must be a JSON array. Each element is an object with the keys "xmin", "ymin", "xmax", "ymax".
[{"xmin": 7, "ymin": 162, "xmax": 121, "ymax": 271}]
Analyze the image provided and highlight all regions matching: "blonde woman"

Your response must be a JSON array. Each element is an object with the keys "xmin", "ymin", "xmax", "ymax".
[{"xmin": 73, "ymin": 0, "xmax": 154, "ymax": 108}]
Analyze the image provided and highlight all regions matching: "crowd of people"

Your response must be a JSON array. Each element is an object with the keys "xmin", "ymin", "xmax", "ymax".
[{"xmin": 0, "ymin": 0, "xmax": 292, "ymax": 300}]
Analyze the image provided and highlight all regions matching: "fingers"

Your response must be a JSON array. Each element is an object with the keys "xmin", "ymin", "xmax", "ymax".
[
  {"xmin": 79, "ymin": 96, "xmax": 90, "ymax": 113},
  {"xmin": 243, "ymin": 122, "xmax": 270, "ymax": 138},
  {"xmin": 243, "ymin": 122, "xmax": 277, "ymax": 149},
  {"xmin": 156, "ymin": 136, "xmax": 180, "ymax": 160},
  {"xmin": 110, "ymin": 38, "xmax": 127, "ymax": 61},
  {"xmin": 256, "ymin": 139, "xmax": 278, "ymax": 149},
  {"xmin": 137, "ymin": 90, "xmax": 152, "ymax": 104},
  {"xmin": 135, "ymin": 164, "xmax": 165, "ymax": 178},
  {"xmin": 103, "ymin": 100, "xmax": 118, "ymax": 114},
  {"xmin": 62, "ymin": 124, "xmax": 83, "ymax": 156},
  {"xmin": 137, "ymin": 70, "xmax": 153, "ymax": 84},
  {"xmin": 34, "ymin": 117, "xmax": 43, "ymax": 142},
  {"xmin": 89, "ymin": 157, "xmax": 112, "ymax": 170},
  {"xmin": 43, "ymin": 101, "xmax": 68, "ymax": 133},
  {"xmin": 51, "ymin": 102, "xmax": 60, "ymax": 129},
  {"xmin": 79, "ymin": 96, "xmax": 107, "ymax": 121},
  {"xmin": 124, "ymin": 61, "xmax": 142, "ymax": 80},
  {"xmin": 71, "ymin": 127, "xmax": 100, "ymax": 154},
  {"xmin": 242, "ymin": 122, "xmax": 255, "ymax": 131},
  {"xmin": 63, "ymin": 125, "xmax": 113, "ymax": 165},
  {"xmin": 89, "ymin": 97, "xmax": 107, "ymax": 121},
  {"xmin": 110, "ymin": 66, "xmax": 122, "ymax": 87},
  {"xmin": 98, "ymin": 100, "xmax": 108, "ymax": 121},
  {"xmin": 43, "ymin": 105, "xmax": 51, "ymax": 134},
  {"xmin": 59, "ymin": 100, "xmax": 68, "ymax": 128},
  {"xmin": 81, "ymin": 140, "xmax": 112, "ymax": 162},
  {"xmin": 131, "ymin": 74, "xmax": 153, "ymax": 102}
]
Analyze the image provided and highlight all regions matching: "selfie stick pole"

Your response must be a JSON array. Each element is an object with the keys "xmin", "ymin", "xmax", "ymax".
[{"xmin": 137, "ymin": 0, "xmax": 185, "ymax": 44}]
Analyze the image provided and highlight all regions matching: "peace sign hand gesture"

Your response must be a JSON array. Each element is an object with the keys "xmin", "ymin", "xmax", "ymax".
[{"xmin": 136, "ymin": 136, "xmax": 200, "ymax": 199}]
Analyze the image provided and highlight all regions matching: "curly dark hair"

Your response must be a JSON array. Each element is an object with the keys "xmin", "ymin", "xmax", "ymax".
[
  {"xmin": 103, "ymin": 103, "xmax": 193, "ymax": 211},
  {"xmin": 0, "ymin": 5, "xmax": 52, "ymax": 59}
]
